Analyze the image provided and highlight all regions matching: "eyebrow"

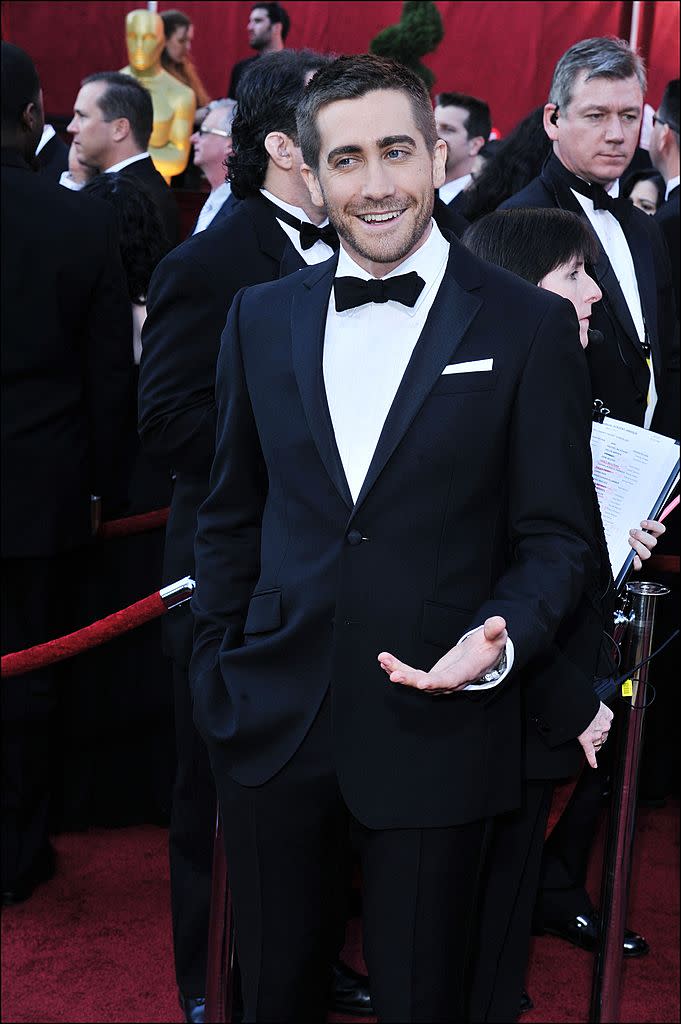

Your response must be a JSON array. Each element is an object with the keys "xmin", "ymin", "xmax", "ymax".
[
  {"xmin": 579, "ymin": 104, "xmax": 641, "ymax": 114},
  {"xmin": 326, "ymin": 134, "xmax": 417, "ymax": 164}
]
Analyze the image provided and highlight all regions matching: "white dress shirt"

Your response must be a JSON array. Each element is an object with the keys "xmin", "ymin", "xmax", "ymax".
[
  {"xmin": 260, "ymin": 189, "xmax": 336, "ymax": 265},
  {"xmin": 665, "ymin": 174, "xmax": 680, "ymax": 201},
  {"xmin": 323, "ymin": 222, "xmax": 512, "ymax": 687},
  {"xmin": 439, "ymin": 174, "xmax": 472, "ymax": 204},
  {"xmin": 193, "ymin": 182, "xmax": 232, "ymax": 234},
  {"xmin": 105, "ymin": 152, "xmax": 152, "ymax": 174},
  {"xmin": 571, "ymin": 180, "xmax": 657, "ymax": 427},
  {"xmin": 36, "ymin": 123, "xmax": 56, "ymax": 155}
]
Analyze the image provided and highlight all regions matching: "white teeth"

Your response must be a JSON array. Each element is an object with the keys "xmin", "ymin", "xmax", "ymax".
[{"xmin": 359, "ymin": 211, "xmax": 401, "ymax": 222}]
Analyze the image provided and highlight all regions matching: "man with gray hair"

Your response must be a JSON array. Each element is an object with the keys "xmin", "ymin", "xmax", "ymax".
[
  {"xmin": 190, "ymin": 98, "xmax": 237, "ymax": 233},
  {"xmin": 498, "ymin": 34, "xmax": 678, "ymax": 992}
]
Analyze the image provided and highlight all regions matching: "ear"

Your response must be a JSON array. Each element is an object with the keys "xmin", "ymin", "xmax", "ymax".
[
  {"xmin": 20, "ymin": 98, "xmax": 41, "ymax": 135},
  {"xmin": 300, "ymin": 162, "xmax": 325, "ymax": 210},
  {"xmin": 468, "ymin": 135, "xmax": 486, "ymax": 158},
  {"xmin": 111, "ymin": 117, "xmax": 131, "ymax": 143},
  {"xmin": 264, "ymin": 130, "xmax": 294, "ymax": 171},
  {"xmin": 432, "ymin": 137, "xmax": 448, "ymax": 189},
  {"xmin": 544, "ymin": 104, "xmax": 559, "ymax": 141}
]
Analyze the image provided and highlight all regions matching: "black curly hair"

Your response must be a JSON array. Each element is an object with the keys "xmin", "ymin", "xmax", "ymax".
[
  {"xmin": 80, "ymin": 173, "xmax": 170, "ymax": 302},
  {"xmin": 228, "ymin": 49, "xmax": 329, "ymax": 199}
]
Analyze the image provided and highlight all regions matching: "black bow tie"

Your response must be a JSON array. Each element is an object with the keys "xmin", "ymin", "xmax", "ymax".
[
  {"xmin": 262, "ymin": 195, "xmax": 339, "ymax": 250},
  {"xmin": 334, "ymin": 272, "xmax": 425, "ymax": 312},
  {"xmin": 545, "ymin": 156, "xmax": 631, "ymax": 222}
]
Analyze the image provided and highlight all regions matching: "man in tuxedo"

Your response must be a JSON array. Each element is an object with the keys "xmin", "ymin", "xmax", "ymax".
[
  {"xmin": 650, "ymin": 78, "xmax": 679, "ymax": 312},
  {"xmin": 502, "ymin": 35, "xmax": 677, "ymax": 966},
  {"xmin": 502, "ymin": 37, "xmax": 678, "ymax": 442},
  {"xmin": 139, "ymin": 49, "xmax": 369, "ymax": 1023},
  {"xmin": 68, "ymin": 72, "xmax": 179, "ymax": 245},
  {"xmin": 1, "ymin": 43, "xmax": 133, "ymax": 904},
  {"xmin": 189, "ymin": 53, "xmax": 599, "ymax": 1022},
  {"xmin": 434, "ymin": 91, "xmax": 491, "ymax": 209},
  {"xmin": 227, "ymin": 2, "xmax": 289, "ymax": 100},
  {"xmin": 190, "ymin": 100, "xmax": 237, "ymax": 234}
]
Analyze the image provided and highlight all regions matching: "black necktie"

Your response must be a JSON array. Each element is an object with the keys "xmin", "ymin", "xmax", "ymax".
[
  {"xmin": 261, "ymin": 195, "xmax": 339, "ymax": 250},
  {"xmin": 334, "ymin": 272, "xmax": 425, "ymax": 312}
]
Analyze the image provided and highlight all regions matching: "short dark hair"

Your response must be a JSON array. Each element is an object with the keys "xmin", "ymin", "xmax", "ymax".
[
  {"xmin": 161, "ymin": 9, "xmax": 192, "ymax": 39},
  {"xmin": 462, "ymin": 208, "xmax": 599, "ymax": 286},
  {"xmin": 658, "ymin": 78, "xmax": 679, "ymax": 135},
  {"xmin": 252, "ymin": 2, "xmax": 290, "ymax": 41},
  {"xmin": 81, "ymin": 173, "xmax": 170, "ymax": 301},
  {"xmin": 1, "ymin": 41, "xmax": 40, "ymax": 132},
  {"xmin": 81, "ymin": 71, "xmax": 154, "ymax": 151},
  {"xmin": 435, "ymin": 91, "xmax": 492, "ymax": 142},
  {"xmin": 297, "ymin": 54, "xmax": 438, "ymax": 173},
  {"xmin": 228, "ymin": 49, "xmax": 328, "ymax": 197}
]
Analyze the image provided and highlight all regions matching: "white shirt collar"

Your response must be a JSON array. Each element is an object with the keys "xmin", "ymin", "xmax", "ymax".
[
  {"xmin": 105, "ymin": 152, "xmax": 151, "ymax": 174},
  {"xmin": 335, "ymin": 220, "xmax": 450, "ymax": 318},
  {"xmin": 666, "ymin": 175, "xmax": 680, "ymax": 200},
  {"xmin": 36, "ymin": 123, "xmax": 56, "ymax": 155},
  {"xmin": 260, "ymin": 188, "xmax": 329, "ymax": 227},
  {"xmin": 206, "ymin": 181, "xmax": 231, "ymax": 205},
  {"xmin": 438, "ymin": 174, "xmax": 472, "ymax": 204}
]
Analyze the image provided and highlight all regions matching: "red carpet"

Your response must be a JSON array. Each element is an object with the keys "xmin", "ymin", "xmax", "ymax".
[{"xmin": 2, "ymin": 801, "xmax": 679, "ymax": 1023}]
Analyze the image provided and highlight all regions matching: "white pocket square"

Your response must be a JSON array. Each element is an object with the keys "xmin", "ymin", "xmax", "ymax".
[{"xmin": 442, "ymin": 358, "xmax": 494, "ymax": 375}]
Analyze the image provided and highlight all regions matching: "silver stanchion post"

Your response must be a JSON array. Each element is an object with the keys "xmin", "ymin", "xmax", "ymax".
[{"xmin": 590, "ymin": 581, "xmax": 669, "ymax": 1023}]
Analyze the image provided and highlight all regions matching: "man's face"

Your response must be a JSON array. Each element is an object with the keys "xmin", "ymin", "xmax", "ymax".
[
  {"xmin": 302, "ymin": 89, "xmax": 446, "ymax": 276},
  {"xmin": 545, "ymin": 72, "xmax": 643, "ymax": 186},
  {"xmin": 434, "ymin": 104, "xmax": 477, "ymax": 179},
  {"xmin": 248, "ymin": 7, "xmax": 273, "ymax": 51},
  {"xmin": 67, "ymin": 81, "xmax": 114, "ymax": 171},
  {"xmin": 166, "ymin": 23, "xmax": 193, "ymax": 64},
  {"xmin": 191, "ymin": 107, "xmax": 233, "ymax": 176}
]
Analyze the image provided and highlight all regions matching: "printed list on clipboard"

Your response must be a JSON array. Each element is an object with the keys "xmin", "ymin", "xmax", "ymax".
[{"xmin": 591, "ymin": 417, "xmax": 680, "ymax": 590}]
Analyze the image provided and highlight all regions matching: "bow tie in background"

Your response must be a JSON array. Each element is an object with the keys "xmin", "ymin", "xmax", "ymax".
[
  {"xmin": 334, "ymin": 272, "xmax": 425, "ymax": 312},
  {"xmin": 262, "ymin": 195, "xmax": 339, "ymax": 250}
]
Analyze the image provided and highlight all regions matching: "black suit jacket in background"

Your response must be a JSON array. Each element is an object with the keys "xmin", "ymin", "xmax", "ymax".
[
  {"xmin": 118, "ymin": 155, "xmax": 180, "ymax": 247},
  {"xmin": 227, "ymin": 55, "xmax": 258, "ymax": 99},
  {"xmin": 502, "ymin": 155, "xmax": 679, "ymax": 441},
  {"xmin": 138, "ymin": 194, "xmax": 305, "ymax": 666},
  {"xmin": 36, "ymin": 131, "xmax": 69, "ymax": 181},
  {"xmin": 190, "ymin": 238, "xmax": 600, "ymax": 828},
  {"xmin": 655, "ymin": 184, "xmax": 680, "ymax": 318},
  {"xmin": 1, "ymin": 149, "xmax": 134, "ymax": 559}
]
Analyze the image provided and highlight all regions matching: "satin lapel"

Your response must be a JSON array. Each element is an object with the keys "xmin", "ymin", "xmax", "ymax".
[
  {"xmin": 279, "ymin": 239, "xmax": 306, "ymax": 278},
  {"xmin": 291, "ymin": 256, "xmax": 353, "ymax": 509},
  {"xmin": 351, "ymin": 260, "xmax": 482, "ymax": 519}
]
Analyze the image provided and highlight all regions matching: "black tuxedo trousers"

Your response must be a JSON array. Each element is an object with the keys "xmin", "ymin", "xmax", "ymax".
[{"xmin": 215, "ymin": 692, "xmax": 489, "ymax": 1023}]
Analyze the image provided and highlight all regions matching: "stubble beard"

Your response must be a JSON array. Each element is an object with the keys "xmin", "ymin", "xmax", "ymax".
[{"xmin": 323, "ymin": 190, "xmax": 435, "ymax": 269}]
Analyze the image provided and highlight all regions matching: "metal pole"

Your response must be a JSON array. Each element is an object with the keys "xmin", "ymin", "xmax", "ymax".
[{"xmin": 590, "ymin": 581, "xmax": 669, "ymax": 1023}]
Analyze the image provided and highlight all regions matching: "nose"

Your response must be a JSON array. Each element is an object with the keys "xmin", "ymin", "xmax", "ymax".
[
  {"xmin": 67, "ymin": 116, "xmax": 77, "ymax": 134},
  {"xmin": 582, "ymin": 271, "xmax": 602, "ymax": 306},
  {"xmin": 361, "ymin": 157, "xmax": 396, "ymax": 201},
  {"xmin": 190, "ymin": 130, "xmax": 199, "ymax": 144},
  {"xmin": 603, "ymin": 113, "xmax": 624, "ymax": 142}
]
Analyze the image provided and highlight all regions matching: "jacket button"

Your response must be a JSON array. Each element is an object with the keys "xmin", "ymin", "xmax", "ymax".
[{"xmin": 347, "ymin": 530, "xmax": 364, "ymax": 546}]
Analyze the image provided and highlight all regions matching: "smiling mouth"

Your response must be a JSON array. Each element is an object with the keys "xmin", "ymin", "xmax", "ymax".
[{"xmin": 356, "ymin": 210, "xmax": 404, "ymax": 224}]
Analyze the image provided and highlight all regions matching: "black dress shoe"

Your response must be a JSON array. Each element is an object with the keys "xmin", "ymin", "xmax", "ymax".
[
  {"xmin": 328, "ymin": 959, "xmax": 373, "ymax": 1017},
  {"xmin": 541, "ymin": 912, "xmax": 650, "ymax": 958},
  {"xmin": 519, "ymin": 989, "xmax": 534, "ymax": 1015},
  {"xmin": 2, "ymin": 844, "xmax": 56, "ymax": 907},
  {"xmin": 178, "ymin": 993, "xmax": 206, "ymax": 1023}
]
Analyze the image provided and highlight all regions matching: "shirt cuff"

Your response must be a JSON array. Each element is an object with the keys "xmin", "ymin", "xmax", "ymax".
[{"xmin": 456, "ymin": 626, "xmax": 515, "ymax": 690}]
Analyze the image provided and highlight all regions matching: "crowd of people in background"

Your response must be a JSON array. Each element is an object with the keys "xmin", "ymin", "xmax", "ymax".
[{"xmin": 2, "ymin": 4, "xmax": 679, "ymax": 1023}]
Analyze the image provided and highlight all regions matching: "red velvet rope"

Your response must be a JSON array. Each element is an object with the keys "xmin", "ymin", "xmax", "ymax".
[
  {"xmin": 1, "ymin": 591, "xmax": 166, "ymax": 678},
  {"xmin": 99, "ymin": 507, "xmax": 169, "ymax": 539}
]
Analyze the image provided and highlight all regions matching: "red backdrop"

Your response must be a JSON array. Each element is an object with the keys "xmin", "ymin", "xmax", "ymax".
[{"xmin": 2, "ymin": 1, "xmax": 679, "ymax": 136}]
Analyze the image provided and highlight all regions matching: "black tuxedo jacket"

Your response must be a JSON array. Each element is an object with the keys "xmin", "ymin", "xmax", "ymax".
[
  {"xmin": 1, "ymin": 149, "xmax": 133, "ymax": 558},
  {"xmin": 655, "ymin": 184, "xmax": 679, "ymax": 317},
  {"xmin": 502, "ymin": 156, "xmax": 679, "ymax": 440},
  {"xmin": 36, "ymin": 132, "xmax": 69, "ymax": 181},
  {"xmin": 190, "ymin": 236, "xmax": 599, "ymax": 828},
  {"xmin": 118, "ymin": 155, "xmax": 180, "ymax": 247},
  {"xmin": 139, "ymin": 194, "xmax": 305, "ymax": 665}
]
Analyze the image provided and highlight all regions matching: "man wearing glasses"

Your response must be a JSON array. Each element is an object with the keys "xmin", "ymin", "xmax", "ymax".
[{"xmin": 191, "ymin": 99, "xmax": 237, "ymax": 234}]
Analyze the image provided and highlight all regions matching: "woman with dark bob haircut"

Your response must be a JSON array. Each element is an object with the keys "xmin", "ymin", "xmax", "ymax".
[{"xmin": 461, "ymin": 206, "xmax": 664, "ymax": 1022}]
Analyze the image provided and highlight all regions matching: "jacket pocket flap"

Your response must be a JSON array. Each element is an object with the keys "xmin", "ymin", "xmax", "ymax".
[
  {"xmin": 244, "ymin": 589, "xmax": 282, "ymax": 634},
  {"xmin": 421, "ymin": 600, "xmax": 473, "ymax": 648}
]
